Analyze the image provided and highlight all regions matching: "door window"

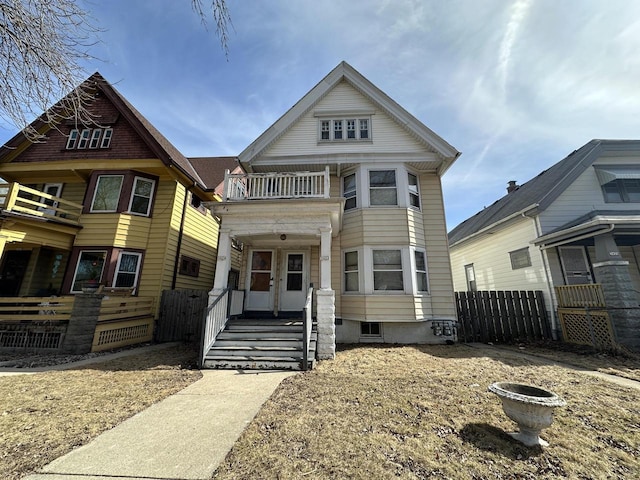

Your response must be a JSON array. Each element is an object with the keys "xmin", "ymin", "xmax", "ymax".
[
  {"xmin": 250, "ymin": 251, "xmax": 272, "ymax": 291},
  {"xmin": 286, "ymin": 254, "xmax": 304, "ymax": 291}
]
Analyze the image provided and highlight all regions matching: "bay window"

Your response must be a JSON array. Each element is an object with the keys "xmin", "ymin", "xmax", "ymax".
[
  {"xmin": 373, "ymin": 249, "xmax": 403, "ymax": 291},
  {"xmin": 343, "ymin": 173, "xmax": 357, "ymax": 210},
  {"xmin": 71, "ymin": 251, "xmax": 107, "ymax": 292},
  {"xmin": 414, "ymin": 250, "xmax": 428, "ymax": 292},
  {"xmin": 344, "ymin": 251, "xmax": 359, "ymax": 292},
  {"xmin": 87, "ymin": 171, "xmax": 157, "ymax": 217},
  {"xmin": 114, "ymin": 252, "xmax": 142, "ymax": 288},
  {"xmin": 369, "ymin": 170, "xmax": 397, "ymax": 206},
  {"xmin": 91, "ymin": 175, "xmax": 124, "ymax": 212}
]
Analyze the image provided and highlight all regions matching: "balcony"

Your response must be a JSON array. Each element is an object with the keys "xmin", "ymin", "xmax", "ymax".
[
  {"xmin": 222, "ymin": 167, "xmax": 330, "ymax": 202},
  {"xmin": 0, "ymin": 182, "xmax": 83, "ymax": 227}
]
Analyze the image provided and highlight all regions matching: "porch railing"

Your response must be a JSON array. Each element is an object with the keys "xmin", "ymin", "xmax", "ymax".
[
  {"xmin": 199, "ymin": 287, "xmax": 232, "ymax": 368},
  {"xmin": 555, "ymin": 284, "xmax": 606, "ymax": 308},
  {"xmin": 302, "ymin": 286, "xmax": 314, "ymax": 371},
  {"xmin": 0, "ymin": 182, "xmax": 83, "ymax": 226},
  {"xmin": 92, "ymin": 296, "xmax": 155, "ymax": 352},
  {"xmin": 223, "ymin": 167, "xmax": 330, "ymax": 201}
]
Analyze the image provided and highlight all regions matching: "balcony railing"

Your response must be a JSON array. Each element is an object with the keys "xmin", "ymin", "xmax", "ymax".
[
  {"xmin": 222, "ymin": 167, "xmax": 330, "ymax": 201},
  {"xmin": 0, "ymin": 182, "xmax": 83, "ymax": 226}
]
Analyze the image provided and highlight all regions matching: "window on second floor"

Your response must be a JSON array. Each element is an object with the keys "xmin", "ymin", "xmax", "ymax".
[
  {"xmin": 602, "ymin": 179, "xmax": 640, "ymax": 203},
  {"xmin": 343, "ymin": 173, "xmax": 357, "ymax": 210},
  {"xmin": 369, "ymin": 170, "xmax": 397, "ymax": 206},
  {"xmin": 88, "ymin": 172, "xmax": 157, "ymax": 217},
  {"xmin": 66, "ymin": 128, "xmax": 113, "ymax": 149},
  {"xmin": 408, "ymin": 173, "xmax": 421, "ymax": 209}
]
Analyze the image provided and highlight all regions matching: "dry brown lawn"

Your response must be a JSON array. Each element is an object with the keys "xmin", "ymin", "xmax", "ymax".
[
  {"xmin": 214, "ymin": 344, "xmax": 640, "ymax": 479},
  {"xmin": 0, "ymin": 344, "xmax": 201, "ymax": 480}
]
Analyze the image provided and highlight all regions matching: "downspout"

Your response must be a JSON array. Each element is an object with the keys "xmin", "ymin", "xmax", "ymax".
[
  {"xmin": 171, "ymin": 184, "xmax": 192, "ymax": 290},
  {"xmin": 524, "ymin": 211, "xmax": 559, "ymax": 339}
]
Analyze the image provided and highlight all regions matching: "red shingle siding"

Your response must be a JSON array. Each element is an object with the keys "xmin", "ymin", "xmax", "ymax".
[{"xmin": 15, "ymin": 94, "xmax": 156, "ymax": 163}]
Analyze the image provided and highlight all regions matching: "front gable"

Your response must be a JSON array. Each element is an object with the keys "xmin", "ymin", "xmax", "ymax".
[
  {"xmin": 5, "ymin": 93, "xmax": 156, "ymax": 165},
  {"xmin": 240, "ymin": 61, "xmax": 459, "ymax": 175},
  {"xmin": 263, "ymin": 80, "xmax": 430, "ymax": 160}
]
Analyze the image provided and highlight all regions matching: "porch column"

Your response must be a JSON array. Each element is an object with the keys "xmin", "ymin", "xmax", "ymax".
[
  {"xmin": 319, "ymin": 227, "xmax": 332, "ymax": 290},
  {"xmin": 592, "ymin": 233, "xmax": 640, "ymax": 351},
  {"xmin": 211, "ymin": 228, "xmax": 232, "ymax": 294},
  {"xmin": 317, "ymin": 226, "xmax": 335, "ymax": 359}
]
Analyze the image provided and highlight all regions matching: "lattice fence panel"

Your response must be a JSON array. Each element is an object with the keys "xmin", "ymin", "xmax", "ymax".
[
  {"xmin": 558, "ymin": 308, "xmax": 616, "ymax": 350},
  {"xmin": 0, "ymin": 324, "xmax": 66, "ymax": 351}
]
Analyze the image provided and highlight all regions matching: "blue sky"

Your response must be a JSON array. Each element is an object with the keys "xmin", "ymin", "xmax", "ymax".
[{"xmin": 2, "ymin": 0, "xmax": 640, "ymax": 230}]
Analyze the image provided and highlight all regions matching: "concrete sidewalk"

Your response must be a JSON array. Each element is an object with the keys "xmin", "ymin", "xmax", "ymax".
[{"xmin": 24, "ymin": 368, "xmax": 295, "ymax": 480}]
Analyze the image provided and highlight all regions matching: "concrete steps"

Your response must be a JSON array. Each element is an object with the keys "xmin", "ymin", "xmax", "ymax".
[{"xmin": 203, "ymin": 318, "xmax": 317, "ymax": 371}]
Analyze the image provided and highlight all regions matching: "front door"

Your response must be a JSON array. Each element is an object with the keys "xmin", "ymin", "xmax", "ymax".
[
  {"xmin": 280, "ymin": 251, "xmax": 308, "ymax": 311},
  {"xmin": 559, "ymin": 246, "xmax": 593, "ymax": 285},
  {"xmin": 39, "ymin": 183, "xmax": 63, "ymax": 216},
  {"xmin": 0, "ymin": 250, "xmax": 32, "ymax": 296},
  {"xmin": 245, "ymin": 250, "xmax": 275, "ymax": 311}
]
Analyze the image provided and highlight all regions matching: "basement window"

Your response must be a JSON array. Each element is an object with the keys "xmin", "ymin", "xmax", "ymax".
[{"xmin": 361, "ymin": 322, "xmax": 381, "ymax": 337}]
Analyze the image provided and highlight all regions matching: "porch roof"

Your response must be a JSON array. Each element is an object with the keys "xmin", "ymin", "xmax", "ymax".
[{"xmin": 533, "ymin": 210, "xmax": 640, "ymax": 249}]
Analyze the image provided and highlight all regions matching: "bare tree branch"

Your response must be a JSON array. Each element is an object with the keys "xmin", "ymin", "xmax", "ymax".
[
  {"xmin": 0, "ymin": 0, "xmax": 102, "ymax": 142},
  {"xmin": 191, "ymin": 0, "xmax": 233, "ymax": 59},
  {"xmin": 0, "ymin": 0, "xmax": 232, "ymax": 143}
]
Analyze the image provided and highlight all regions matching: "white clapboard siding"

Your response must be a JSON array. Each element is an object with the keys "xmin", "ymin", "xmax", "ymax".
[
  {"xmin": 450, "ymin": 217, "xmax": 547, "ymax": 295},
  {"xmin": 263, "ymin": 81, "xmax": 426, "ymax": 158}
]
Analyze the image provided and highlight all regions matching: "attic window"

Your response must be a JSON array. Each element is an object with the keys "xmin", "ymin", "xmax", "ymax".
[
  {"xmin": 66, "ymin": 128, "xmax": 113, "ymax": 150},
  {"xmin": 317, "ymin": 116, "xmax": 371, "ymax": 142}
]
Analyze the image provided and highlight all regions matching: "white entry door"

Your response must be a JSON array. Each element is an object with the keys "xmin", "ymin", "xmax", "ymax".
[
  {"xmin": 279, "ymin": 251, "xmax": 308, "ymax": 312},
  {"xmin": 245, "ymin": 250, "xmax": 275, "ymax": 311},
  {"xmin": 559, "ymin": 246, "xmax": 593, "ymax": 285}
]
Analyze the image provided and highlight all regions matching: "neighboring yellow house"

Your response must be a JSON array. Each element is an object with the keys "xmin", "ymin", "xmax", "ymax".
[{"xmin": 0, "ymin": 73, "xmax": 238, "ymax": 314}]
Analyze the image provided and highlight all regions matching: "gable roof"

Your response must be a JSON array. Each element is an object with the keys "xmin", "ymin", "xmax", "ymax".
[
  {"xmin": 239, "ymin": 61, "xmax": 460, "ymax": 174},
  {"xmin": 0, "ymin": 72, "xmax": 208, "ymax": 190},
  {"xmin": 188, "ymin": 156, "xmax": 242, "ymax": 192},
  {"xmin": 448, "ymin": 139, "xmax": 640, "ymax": 246}
]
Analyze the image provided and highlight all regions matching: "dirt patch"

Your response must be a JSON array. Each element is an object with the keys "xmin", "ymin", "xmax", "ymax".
[
  {"xmin": 0, "ymin": 344, "xmax": 201, "ymax": 480},
  {"xmin": 213, "ymin": 344, "xmax": 640, "ymax": 479}
]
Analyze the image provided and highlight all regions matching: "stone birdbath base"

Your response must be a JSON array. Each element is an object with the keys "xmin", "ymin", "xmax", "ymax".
[{"xmin": 488, "ymin": 382, "xmax": 566, "ymax": 447}]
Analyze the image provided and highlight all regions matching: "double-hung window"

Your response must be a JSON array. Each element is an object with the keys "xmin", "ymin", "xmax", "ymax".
[
  {"xmin": 344, "ymin": 251, "xmax": 359, "ymax": 292},
  {"xmin": 129, "ymin": 177, "xmax": 155, "ymax": 216},
  {"xmin": 114, "ymin": 252, "xmax": 142, "ymax": 288},
  {"xmin": 408, "ymin": 173, "xmax": 420, "ymax": 209},
  {"xmin": 373, "ymin": 249, "xmax": 403, "ymax": 291},
  {"xmin": 77, "ymin": 129, "xmax": 91, "ymax": 149},
  {"xmin": 414, "ymin": 250, "xmax": 428, "ymax": 292},
  {"xmin": 91, "ymin": 175, "xmax": 124, "ymax": 212},
  {"xmin": 343, "ymin": 173, "xmax": 357, "ymax": 210},
  {"xmin": 369, "ymin": 170, "xmax": 397, "ymax": 206}
]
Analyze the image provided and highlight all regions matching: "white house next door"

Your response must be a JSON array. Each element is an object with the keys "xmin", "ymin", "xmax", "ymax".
[
  {"xmin": 245, "ymin": 250, "xmax": 275, "ymax": 311},
  {"xmin": 280, "ymin": 251, "xmax": 308, "ymax": 312}
]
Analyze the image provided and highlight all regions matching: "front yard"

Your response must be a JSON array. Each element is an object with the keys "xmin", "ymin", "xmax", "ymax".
[{"xmin": 213, "ymin": 344, "xmax": 640, "ymax": 479}]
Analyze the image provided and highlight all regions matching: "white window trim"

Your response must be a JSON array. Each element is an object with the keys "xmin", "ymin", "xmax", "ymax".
[
  {"xmin": 66, "ymin": 130, "xmax": 79, "ymax": 149},
  {"xmin": 407, "ymin": 171, "xmax": 421, "ymax": 210},
  {"xmin": 113, "ymin": 251, "xmax": 142, "ymax": 290},
  {"xmin": 100, "ymin": 128, "xmax": 113, "ymax": 148},
  {"xmin": 368, "ymin": 168, "xmax": 399, "ymax": 207},
  {"xmin": 127, "ymin": 176, "xmax": 156, "ymax": 216},
  {"xmin": 91, "ymin": 174, "xmax": 124, "ymax": 213},
  {"xmin": 70, "ymin": 250, "xmax": 107, "ymax": 293},
  {"xmin": 342, "ymin": 171, "xmax": 358, "ymax": 211},
  {"xmin": 77, "ymin": 129, "xmax": 91, "ymax": 149},
  {"xmin": 342, "ymin": 248, "xmax": 362, "ymax": 293},
  {"xmin": 411, "ymin": 247, "xmax": 429, "ymax": 294},
  {"xmin": 89, "ymin": 129, "xmax": 102, "ymax": 149},
  {"xmin": 316, "ymin": 113, "xmax": 373, "ymax": 142}
]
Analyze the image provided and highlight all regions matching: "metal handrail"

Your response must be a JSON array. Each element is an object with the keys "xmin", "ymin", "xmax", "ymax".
[
  {"xmin": 199, "ymin": 287, "xmax": 232, "ymax": 368},
  {"xmin": 302, "ymin": 286, "xmax": 314, "ymax": 371}
]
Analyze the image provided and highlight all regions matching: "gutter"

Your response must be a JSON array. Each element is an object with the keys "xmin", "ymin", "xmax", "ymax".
[
  {"xmin": 450, "ymin": 203, "xmax": 539, "ymax": 248},
  {"xmin": 536, "ymin": 224, "xmax": 615, "ymax": 250}
]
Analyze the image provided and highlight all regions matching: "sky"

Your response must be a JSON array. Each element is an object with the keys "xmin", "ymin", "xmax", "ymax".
[{"xmin": 2, "ymin": 0, "xmax": 640, "ymax": 230}]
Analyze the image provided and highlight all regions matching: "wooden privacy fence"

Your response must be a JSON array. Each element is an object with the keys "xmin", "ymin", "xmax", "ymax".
[
  {"xmin": 455, "ymin": 290, "xmax": 552, "ymax": 343},
  {"xmin": 156, "ymin": 290, "xmax": 209, "ymax": 343}
]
